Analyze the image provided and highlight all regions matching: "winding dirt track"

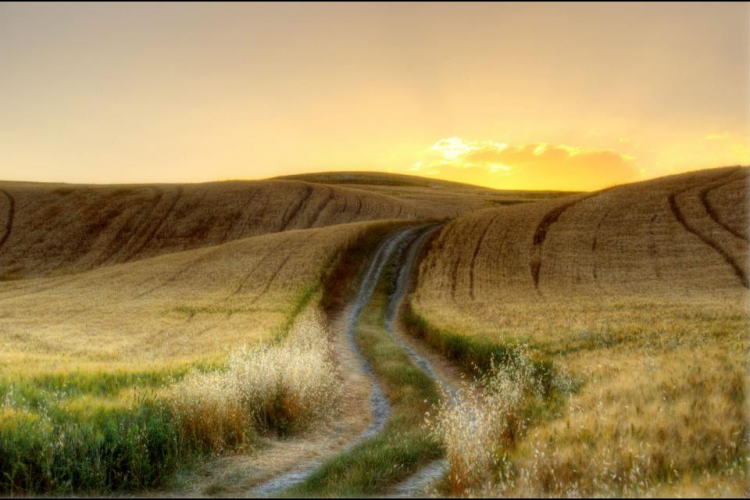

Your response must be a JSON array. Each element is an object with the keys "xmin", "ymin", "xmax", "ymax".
[
  {"xmin": 382, "ymin": 224, "xmax": 459, "ymax": 497},
  {"xmin": 248, "ymin": 226, "xmax": 426, "ymax": 496},
  {"xmin": 248, "ymin": 224, "xmax": 458, "ymax": 497}
]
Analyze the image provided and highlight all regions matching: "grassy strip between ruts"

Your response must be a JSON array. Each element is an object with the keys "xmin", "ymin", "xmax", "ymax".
[{"xmin": 285, "ymin": 280, "xmax": 443, "ymax": 497}]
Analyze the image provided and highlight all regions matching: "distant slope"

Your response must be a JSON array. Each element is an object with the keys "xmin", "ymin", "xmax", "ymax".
[
  {"xmin": 0, "ymin": 179, "xmax": 445, "ymax": 279},
  {"xmin": 277, "ymin": 170, "xmax": 507, "ymax": 188},
  {"xmin": 276, "ymin": 171, "xmax": 573, "ymax": 213}
]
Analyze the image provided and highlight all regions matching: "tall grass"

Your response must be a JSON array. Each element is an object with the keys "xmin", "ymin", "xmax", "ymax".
[
  {"xmin": 425, "ymin": 350, "xmax": 573, "ymax": 495},
  {"xmin": 415, "ymin": 304, "xmax": 748, "ymax": 496},
  {"xmin": 0, "ymin": 313, "xmax": 340, "ymax": 495},
  {"xmin": 169, "ymin": 314, "xmax": 341, "ymax": 439},
  {"xmin": 0, "ymin": 394, "xmax": 184, "ymax": 494}
]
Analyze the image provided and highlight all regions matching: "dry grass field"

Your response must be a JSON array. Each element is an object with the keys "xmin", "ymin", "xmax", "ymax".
[
  {"xmin": 0, "ymin": 221, "xmax": 385, "ymax": 371},
  {"xmin": 411, "ymin": 166, "xmax": 749, "ymax": 495},
  {"xmin": 0, "ymin": 207, "xmax": 405, "ymax": 493},
  {"xmin": 0, "ymin": 167, "xmax": 747, "ymax": 496},
  {"xmin": 1, "ymin": 173, "xmax": 533, "ymax": 494}
]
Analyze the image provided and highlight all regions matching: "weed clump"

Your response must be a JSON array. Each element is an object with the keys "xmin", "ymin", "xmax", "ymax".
[
  {"xmin": 0, "ymin": 314, "xmax": 341, "ymax": 495},
  {"xmin": 426, "ymin": 349, "xmax": 573, "ymax": 495},
  {"xmin": 169, "ymin": 313, "xmax": 341, "ymax": 439}
]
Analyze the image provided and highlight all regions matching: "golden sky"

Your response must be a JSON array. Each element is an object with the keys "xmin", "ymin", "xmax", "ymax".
[{"xmin": 0, "ymin": 2, "xmax": 747, "ymax": 191}]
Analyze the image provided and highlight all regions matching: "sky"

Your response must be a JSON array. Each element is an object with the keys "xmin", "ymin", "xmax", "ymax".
[{"xmin": 0, "ymin": 2, "xmax": 748, "ymax": 191}]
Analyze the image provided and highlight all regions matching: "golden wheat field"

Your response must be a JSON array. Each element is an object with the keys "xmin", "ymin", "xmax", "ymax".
[
  {"xmin": 0, "ymin": 174, "xmax": 549, "ymax": 489},
  {"xmin": 2, "ymin": 3, "xmax": 748, "ymax": 498},
  {"xmin": 0, "ymin": 167, "xmax": 747, "ymax": 498},
  {"xmin": 0, "ymin": 167, "xmax": 749, "ymax": 496},
  {"xmin": 412, "ymin": 166, "xmax": 749, "ymax": 496}
]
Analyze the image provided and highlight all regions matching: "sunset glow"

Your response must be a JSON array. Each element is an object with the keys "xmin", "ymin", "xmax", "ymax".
[{"xmin": 0, "ymin": 2, "xmax": 747, "ymax": 190}]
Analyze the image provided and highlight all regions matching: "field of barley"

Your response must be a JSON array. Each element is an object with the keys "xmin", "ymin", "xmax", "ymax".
[{"xmin": 0, "ymin": 168, "xmax": 747, "ymax": 497}]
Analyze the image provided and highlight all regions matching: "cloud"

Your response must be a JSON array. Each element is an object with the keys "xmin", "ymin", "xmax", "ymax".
[{"xmin": 410, "ymin": 138, "xmax": 639, "ymax": 191}]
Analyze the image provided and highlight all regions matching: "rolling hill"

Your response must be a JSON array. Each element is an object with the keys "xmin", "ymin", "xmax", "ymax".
[
  {"xmin": 0, "ymin": 179, "xmax": 446, "ymax": 280},
  {"xmin": 0, "ymin": 166, "xmax": 746, "ymax": 496},
  {"xmin": 409, "ymin": 165, "xmax": 749, "ymax": 495}
]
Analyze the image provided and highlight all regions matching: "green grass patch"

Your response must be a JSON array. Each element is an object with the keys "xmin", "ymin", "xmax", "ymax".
[
  {"xmin": 0, "ymin": 396, "xmax": 205, "ymax": 495},
  {"xmin": 0, "ymin": 363, "xmax": 221, "ymax": 411},
  {"xmin": 0, "ymin": 361, "xmax": 230, "ymax": 495},
  {"xmin": 402, "ymin": 305, "xmax": 561, "ymax": 394}
]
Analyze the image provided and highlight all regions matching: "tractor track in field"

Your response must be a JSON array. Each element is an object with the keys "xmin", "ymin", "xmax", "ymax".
[
  {"xmin": 247, "ymin": 232, "xmax": 319, "ymax": 305},
  {"xmin": 279, "ymin": 184, "xmax": 313, "ymax": 231},
  {"xmin": 0, "ymin": 189, "xmax": 16, "ymax": 251},
  {"xmin": 308, "ymin": 187, "xmax": 334, "ymax": 228},
  {"xmin": 94, "ymin": 187, "xmax": 165, "ymax": 266},
  {"xmin": 699, "ymin": 169, "xmax": 749, "ymax": 243},
  {"xmin": 668, "ymin": 169, "xmax": 748, "ymax": 289},
  {"xmin": 530, "ymin": 193, "xmax": 598, "ymax": 291},
  {"xmin": 668, "ymin": 191, "xmax": 748, "ymax": 289},
  {"xmin": 224, "ymin": 237, "xmax": 294, "ymax": 300},
  {"xmin": 222, "ymin": 190, "xmax": 258, "ymax": 244},
  {"xmin": 248, "ymin": 224, "xmax": 457, "ymax": 498},
  {"xmin": 469, "ymin": 213, "xmax": 507, "ymax": 300},
  {"xmin": 113, "ymin": 188, "xmax": 166, "ymax": 263}
]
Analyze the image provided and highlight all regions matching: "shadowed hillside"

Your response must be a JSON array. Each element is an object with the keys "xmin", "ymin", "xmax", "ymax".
[{"xmin": 0, "ymin": 179, "xmax": 449, "ymax": 279}]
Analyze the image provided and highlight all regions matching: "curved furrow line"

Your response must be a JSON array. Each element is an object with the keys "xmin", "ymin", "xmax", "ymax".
[
  {"xmin": 646, "ymin": 213, "xmax": 662, "ymax": 280},
  {"xmin": 224, "ymin": 238, "xmax": 293, "ymax": 300},
  {"xmin": 530, "ymin": 193, "xmax": 597, "ymax": 290},
  {"xmin": 307, "ymin": 187, "xmax": 334, "ymax": 228},
  {"xmin": 0, "ymin": 189, "xmax": 16, "ymax": 250},
  {"xmin": 668, "ymin": 192, "xmax": 748, "ymax": 289},
  {"xmin": 449, "ymin": 251, "xmax": 462, "ymax": 301},
  {"xmin": 468, "ymin": 213, "xmax": 505, "ymax": 301},
  {"xmin": 94, "ymin": 209, "xmax": 147, "ymax": 266},
  {"xmin": 248, "ymin": 227, "xmax": 420, "ymax": 497},
  {"xmin": 100, "ymin": 187, "xmax": 164, "ymax": 265},
  {"xmin": 221, "ymin": 189, "xmax": 257, "ymax": 243},
  {"xmin": 395, "ymin": 203, "xmax": 403, "ymax": 218},
  {"xmin": 0, "ymin": 276, "xmax": 83, "ymax": 303},
  {"xmin": 129, "ymin": 247, "xmax": 225, "ymax": 301},
  {"xmin": 279, "ymin": 184, "xmax": 313, "ymax": 231},
  {"xmin": 247, "ymin": 232, "xmax": 319, "ymax": 305},
  {"xmin": 449, "ymin": 217, "xmax": 488, "ymax": 301},
  {"xmin": 338, "ymin": 194, "xmax": 349, "ymax": 220},
  {"xmin": 125, "ymin": 186, "xmax": 183, "ymax": 260},
  {"xmin": 699, "ymin": 171, "xmax": 749, "ymax": 243}
]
